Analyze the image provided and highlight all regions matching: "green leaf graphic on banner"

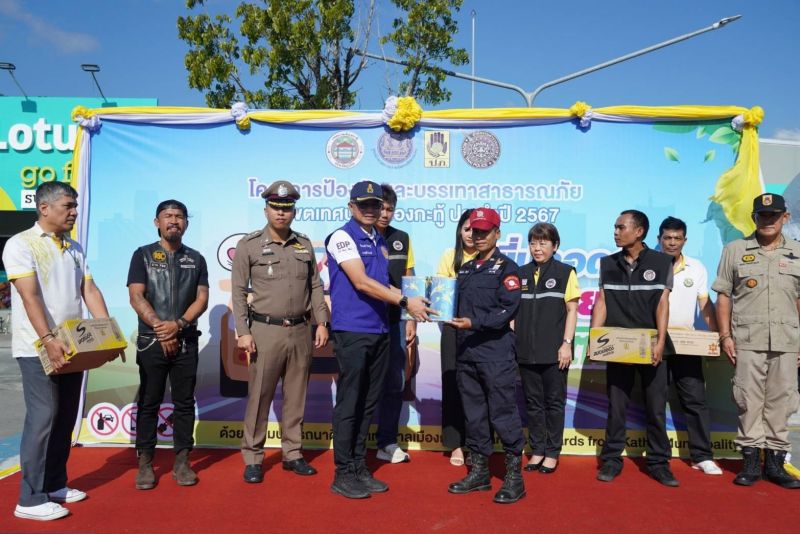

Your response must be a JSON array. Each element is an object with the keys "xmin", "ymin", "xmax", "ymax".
[
  {"xmin": 704, "ymin": 150, "xmax": 716, "ymax": 162},
  {"xmin": 708, "ymin": 126, "xmax": 740, "ymax": 146},
  {"xmin": 696, "ymin": 126, "xmax": 707, "ymax": 139},
  {"xmin": 664, "ymin": 147, "xmax": 680, "ymax": 162},
  {"xmin": 653, "ymin": 124, "xmax": 698, "ymax": 134}
]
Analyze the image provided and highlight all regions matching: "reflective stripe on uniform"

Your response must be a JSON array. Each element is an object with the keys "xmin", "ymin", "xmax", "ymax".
[
  {"xmin": 521, "ymin": 292, "xmax": 565, "ymax": 300},
  {"xmin": 603, "ymin": 284, "xmax": 666, "ymax": 291},
  {"xmin": 388, "ymin": 254, "xmax": 408, "ymax": 261}
]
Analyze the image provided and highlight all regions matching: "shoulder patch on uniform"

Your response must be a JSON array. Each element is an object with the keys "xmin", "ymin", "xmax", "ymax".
[
  {"xmin": 742, "ymin": 254, "xmax": 755, "ymax": 263},
  {"xmin": 503, "ymin": 275, "xmax": 521, "ymax": 291},
  {"xmin": 245, "ymin": 230, "xmax": 262, "ymax": 241}
]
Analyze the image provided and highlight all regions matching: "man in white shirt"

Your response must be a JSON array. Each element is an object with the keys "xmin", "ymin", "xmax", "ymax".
[
  {"xmin": 2, "ymin": 182, "xmax": 111, "ymax": 521},
  {"xmin": 658, "ymin": 216, "xmax": 722, "ymax": 475}
]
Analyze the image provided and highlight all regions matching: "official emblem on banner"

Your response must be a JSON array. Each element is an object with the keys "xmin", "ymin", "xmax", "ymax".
[
  {"xmin": 424, "ymin": 130, "xmax": 450, "ymax": 168},
  {"xmin": 326, "ymin": 131, "xmax": 364, "ymax": 169},
  {"xmin": 462, "ymin": 130, "xmax": 500, "ymax": 169},
  {"xmin": 376, "ymin": 131, "xmax": 414, "ymax": 167}
]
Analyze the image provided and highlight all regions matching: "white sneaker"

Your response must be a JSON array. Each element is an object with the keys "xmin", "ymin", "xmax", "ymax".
[
  {"xmin": 376, "ymin": 444, "xmax": 410, "ymax": 464},
  {"xmin": 48, "ymin": 487, "xmax": 87, "ymax": 503},
  {"xmin": 691, "ymin": 460, "xmax": 723, "ymax": 475},
  {"xmin": 13, "ymin": 502, "xmax": 69, "ymax": 521}
]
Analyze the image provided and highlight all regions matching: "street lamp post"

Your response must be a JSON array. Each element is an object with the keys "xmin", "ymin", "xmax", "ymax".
[
  {"xmin": 356, "ymin": 15, "xmax": 741, "ymax": 107},
  {"xmin": 0, "ymin": 62, "xmax": 30, "ymax": 99},
  {"xmin": 81, "ymin": 64, "xmax": 108, "ymax": 102},
  {"xmin": 471, "ymin": 9, "xmax": 476, "ymax": 109}
]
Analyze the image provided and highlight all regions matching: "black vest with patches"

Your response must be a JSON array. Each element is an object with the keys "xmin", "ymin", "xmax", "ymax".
[
  {"xmin": 516, "ymin": 259, "xmax": 575, "ymax": 364},
  {"xmin": 384, "ymin": 225, "xmax": 410, "ymax": 324},
  {"xmin": 138, "ymin": 242, "xmax": 204, "ymax": 335}
]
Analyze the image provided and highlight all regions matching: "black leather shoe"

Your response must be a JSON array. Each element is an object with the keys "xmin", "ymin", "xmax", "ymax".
[
  {"xmin": 331, "ymin": 470, "xmax": 371, "ymax": 499},
  {"xmin": 243, "ymin": 464, "xmax": 263, "ymax": 484},
  {"xmin": 596, "ymin": 461, "xmax": 622, "ymax": 482},
  {"xmin": 649, "ymin": 466, "xmax": 680, "ymax": 487},
  {"xmin": 524, "ymin": 458, "xmax": 544, "ymax": 472},
  {"xmin": 539, "ymin": 460, "xmax": 558, "ymax": 474},
  {"xmin": 282, "ymin": 458, "xmax": 317, "ymax": 476}
]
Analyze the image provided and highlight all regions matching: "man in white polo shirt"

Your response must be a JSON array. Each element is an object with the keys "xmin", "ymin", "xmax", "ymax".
[
  {"xmin": 2, "ymin": 182, "xmax": 111, "ymax": 521},
  {"xmin": 657, "ymin": 216, "xmax": 722, "ymax": 475}
]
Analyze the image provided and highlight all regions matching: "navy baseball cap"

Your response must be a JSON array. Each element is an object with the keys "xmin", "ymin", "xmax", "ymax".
[
  {"xmin": 156, "ymin": 199, "xmax": 188, "ymax": 217},
  {"xmin": 350, "ymin": 181, "xmax": 383, "ymax": 202},
  {"xmin": 752, "ymin": 193, "xmax": 786, "ymax": 213}
]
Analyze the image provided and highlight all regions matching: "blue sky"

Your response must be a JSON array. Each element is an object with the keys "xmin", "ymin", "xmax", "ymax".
[{"xmin": 0, "ymin": 0, "xmax": 797, "ymax": 140}]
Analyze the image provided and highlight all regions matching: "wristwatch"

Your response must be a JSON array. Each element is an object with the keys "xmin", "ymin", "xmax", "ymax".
[
  {"xmin": 563, "ymin": 338, "xmax": 573, "ymax": 344},
  {"xmin": 177, "ymin": 317, "xmax": 189, "ymax": 330},
  {"xmin": 398, "ymin": 296, "xmax": 409, "ymax": 309}
]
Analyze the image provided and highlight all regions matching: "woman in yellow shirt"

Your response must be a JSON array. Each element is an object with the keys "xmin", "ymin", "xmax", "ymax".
[{"xmin": 436, "ymin": 209, "xmax": 478, "ymax": 466}]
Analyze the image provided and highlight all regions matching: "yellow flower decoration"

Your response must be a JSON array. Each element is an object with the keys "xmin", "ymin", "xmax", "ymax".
[
  {"xmin": 743, "ymin": 106, "xmax": 764, "ymax": 127},
  {"xmin": 71, "ymin": 106, "xmax": 93, "ymax": 121},
  {"xmin": 569, "ymin": 101, "xmax": 592, "ymax": 118},
  {"xmin": 387, "ymin": 96, "xmax": 423, "ymax": 132},
  {"xmin": 236, "ymin": 116, "xmax": 251, "ymax": 131}
]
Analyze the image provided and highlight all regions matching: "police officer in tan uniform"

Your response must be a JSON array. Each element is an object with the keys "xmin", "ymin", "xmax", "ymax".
[
  {"xmin": 713, "ymin": 193, "xmax": 800, "ymax": 489},
  {"xmin": 231, "ymin": 180, "xmax": 330, "ymax": 484}
]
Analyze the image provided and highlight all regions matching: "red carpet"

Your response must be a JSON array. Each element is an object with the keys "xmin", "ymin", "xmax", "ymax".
[{"xmin": 0, "ymin": 448, "xmax": 797, "ymax": 533}]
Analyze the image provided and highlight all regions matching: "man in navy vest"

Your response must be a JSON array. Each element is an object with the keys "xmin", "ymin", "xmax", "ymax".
[
  {"xmin": 592, "ymin": 210, "xmax": 677, "ymax": 487},
  {"xmin": 325, "ymin": 180, "xmax": 432, "ymax": 499},
  {"xmin": 374, "ymin": 183, "xmax": 417, "ymax": 464}
]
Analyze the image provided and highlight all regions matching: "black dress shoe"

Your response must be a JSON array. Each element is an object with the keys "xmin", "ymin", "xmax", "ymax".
[
  {"xmin": 596, "ymin": 461, "xmax": 622, "ymax": 482},
  {"xmin": 539, "ymin": 460, "xmax": 558, "ymax": 474},
  {"xmin": 649, "ymin": 466, "xmax": 679, "ymax": 487},
  {"xmin": 524, "ymin": 458, "xmax": 544, "ymax": 472},
  {"xmin": 282, "ymin": 458, "xmax": 317, "ymax": 476},
  {"xmin": 243, "ymin": 464, "xmax": 263, "ymax": 483}
]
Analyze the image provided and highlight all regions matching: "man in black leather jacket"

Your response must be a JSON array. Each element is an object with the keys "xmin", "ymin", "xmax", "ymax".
[{"xmin": 127, "ymin": 199, "xmax": 209, "ymax": 490}]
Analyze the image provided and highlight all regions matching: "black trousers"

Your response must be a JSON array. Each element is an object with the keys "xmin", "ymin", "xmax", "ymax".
[
  {"xmin": 519, "ymin": 363, "xmax": 568, "ymax": 459},
  {"xmin": 457, "ymin": 359, "xmax": 524, "ymax": 458},
  {"xmin": 668, "ymin": 355, "xmax": 713, "ymax": 463},
  {"xmin": 332, "ymin": 331, "xmax": 389, "ymax": 474},
  {"xmin": 135, "ymin": 336, "xmax": 199, "ymax": 452},
  {"xmin": 440, "ymin": 324, "xmax": 466, "ymax": 450},
  {"xmin": 600, "ymin": 361, "xmax": 670, "ymax": 468}
]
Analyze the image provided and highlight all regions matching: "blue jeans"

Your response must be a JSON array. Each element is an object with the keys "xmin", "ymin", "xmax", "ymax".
[{"xmin": 375, "ymin": 321, "xmax": 407, "ymax": 449}]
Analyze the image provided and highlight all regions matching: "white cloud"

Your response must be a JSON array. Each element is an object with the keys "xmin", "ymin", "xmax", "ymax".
[
  {"xmin": 0, "ymin": 0, "xmax": 99, "ymax": 54},
  {"xmin": 774, "ymin": 129, "xmax": 800, "ymax": 142}
]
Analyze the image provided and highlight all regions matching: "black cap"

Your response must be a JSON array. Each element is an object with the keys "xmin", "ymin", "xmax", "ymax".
[
  {"xmin": 261, "ymin": 180, "xmax": 300, "ymax": 208},
  {"xmin": 156, "ymin": 199, "xmax": 188, "ymax": 217},
  {"xmin": 752, "ymin": 193, "xmax": 786, "ymax": 213},
  {"xmin": 350, "ymin": 181, "xmax": 382, "ymax": 202}
]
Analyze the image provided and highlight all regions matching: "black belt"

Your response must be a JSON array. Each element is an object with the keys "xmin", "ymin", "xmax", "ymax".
[{"xmin": 250, "ymin": 311, "xmax": 310, "ymax": 327}]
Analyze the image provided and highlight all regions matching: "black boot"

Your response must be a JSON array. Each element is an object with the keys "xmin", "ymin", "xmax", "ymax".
[
  {"xmin": 135, "ymin": 450, "xmax": 156, "ymax": 490},
  {"xmin": 449, "ymin": 453, "xmax": 491, "ymax": 494},
  {"xmin": 763, "ymin": 449, "xmax": 800, "ymax": 489},
  {"xmin": 733, "ymin": 446, "xmax": 761, "ymax": 486},
  {"xmin": 493, "ymin": 454, "xmax": 526, "ymax": 504}
]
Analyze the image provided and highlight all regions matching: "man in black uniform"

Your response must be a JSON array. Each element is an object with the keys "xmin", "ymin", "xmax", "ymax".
[
  {"xmin": 591, "ymin": 209, "xmax": 677, "ymax": 486},
  {"xmin": 128, "ymin": 200, "xmax": 209, "ymax": 490},
  {"xmin": 446, "ymin": 208, "xmax": 525, "ymax": 504}
]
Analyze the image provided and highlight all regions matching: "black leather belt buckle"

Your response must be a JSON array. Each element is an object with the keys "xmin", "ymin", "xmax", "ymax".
[{"xmin": 282, "ymin": 318, "xmax": 291, "ymax": 327}]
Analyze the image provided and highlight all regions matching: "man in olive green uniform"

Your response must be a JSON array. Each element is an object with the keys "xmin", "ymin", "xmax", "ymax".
[
  {"xmin": 231, "ymin": 180, "xmax": 330, "ymax": 484},
  {"xmin": 713, "ymin": 193, "xmax": 800, "ymax": 489}
]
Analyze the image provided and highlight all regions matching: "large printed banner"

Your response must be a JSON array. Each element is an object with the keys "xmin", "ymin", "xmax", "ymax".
[{"xmin": 73, "ymin": 105, "xmax": 762, "ymax": 457}]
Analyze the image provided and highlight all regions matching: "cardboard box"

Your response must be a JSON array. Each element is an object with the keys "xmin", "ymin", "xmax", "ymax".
[
  {"xmin": 36, "ymin": 318, "xmax": 127, "ymax": 375},
  {"xmin": 589, "ymin": 327, "xmax": 657, "ymax": 364},
  {"xmin": 668, "ymin": 329, "xmax": 720, "ymax": 357}
]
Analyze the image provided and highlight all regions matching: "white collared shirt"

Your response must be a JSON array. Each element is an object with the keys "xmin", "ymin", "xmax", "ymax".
[
  {"xmin": 669, "ymin": 254, "xmax": 709, "ymax": 329},
  {"xmin": 2, "ymin": 223, "xmax": 91, "ymax": 357}
]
